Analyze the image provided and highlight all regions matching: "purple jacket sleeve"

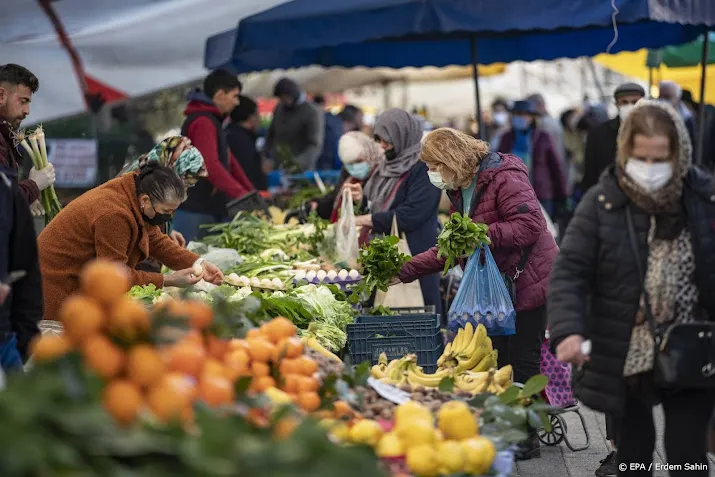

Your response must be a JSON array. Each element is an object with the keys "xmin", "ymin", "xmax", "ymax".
[
  {"xmin": 488, "ymin": 170, "xmax": 544, "ymax": 249},
  {"xmin": 399, "ymin": 245, "xmax": 445, "ymax": 283}
]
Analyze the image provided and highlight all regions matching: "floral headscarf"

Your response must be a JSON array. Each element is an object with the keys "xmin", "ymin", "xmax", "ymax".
[{"xmin": 119, "ymin": 136, "xmax": 207, "ymax": 187}]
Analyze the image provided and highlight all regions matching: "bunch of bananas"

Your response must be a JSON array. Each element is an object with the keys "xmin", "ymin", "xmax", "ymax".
[{"xmin": 369, "ymin": 323, "xmax": 514, "ymax": 395}]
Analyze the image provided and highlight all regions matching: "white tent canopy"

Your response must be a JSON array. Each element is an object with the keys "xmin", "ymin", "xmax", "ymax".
[{"xmin": 0, "ymin": 0, "xmax": 288, "ymax": 123}]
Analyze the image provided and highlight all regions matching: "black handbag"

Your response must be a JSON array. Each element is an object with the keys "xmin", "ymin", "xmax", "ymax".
[{"xmin": 625, "ymin": 206, "xmax": 715, "ymax": 389}]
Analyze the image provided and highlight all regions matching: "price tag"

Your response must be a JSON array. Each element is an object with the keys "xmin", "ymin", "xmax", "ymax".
[{"xmin": 367, "ymin": 377, "xmax": 411, "ymax": 404}]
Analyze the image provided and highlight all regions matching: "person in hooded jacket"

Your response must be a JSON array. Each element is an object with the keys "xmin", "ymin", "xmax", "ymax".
[
  {"xmin": 174, "ymin": 69, "xmax": 255, "ymax": 242},
  {"xmin": 496, "ymin": 100, "xmax": 567, "ymax": 219},
  {"xmin": 548, "ymin": 100, "xmax": 715, "ymax": 477},
  {"xmin": 263, "ymin": 78, "xmax": 324, "ymax": 171},
  {"xmin": 397, "ymin": 127, "xmax": 558, "ymax": 460},
  {"xmin": 348, "ymin": 109, "xmax": 442, "ymax": 311},
  {"xmin": 226, "ymin": 95, "xmax": 267, "ymax": 191}
]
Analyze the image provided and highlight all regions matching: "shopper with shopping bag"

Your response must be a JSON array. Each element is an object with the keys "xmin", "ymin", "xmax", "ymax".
[{"xmin": 373, "ymin": 216, "xmax": 424, "ymax": 308}]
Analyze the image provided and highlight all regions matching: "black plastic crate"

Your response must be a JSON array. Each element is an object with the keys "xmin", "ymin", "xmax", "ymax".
[{"xmin": 347, "ymin": 306, "xmax": 443, "ymax": 373}]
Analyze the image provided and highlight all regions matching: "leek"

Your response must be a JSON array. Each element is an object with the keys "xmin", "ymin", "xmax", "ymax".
[{"xmin": 18, "ymin": 127, "xmax": 63, "ymax": 225}]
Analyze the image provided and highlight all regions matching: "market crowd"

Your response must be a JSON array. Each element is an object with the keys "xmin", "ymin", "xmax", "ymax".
[{"xmin": 1, "ymin": 62, "xmax": 715, "ymax": 477}]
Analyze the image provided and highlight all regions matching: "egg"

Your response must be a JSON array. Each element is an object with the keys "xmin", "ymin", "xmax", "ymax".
[
  {"xmin": 271, "ymin": 278, "xmax": 283, "ymax": 289},
  {"xmin": 316, "ymin": 270, "xmax": 327, "ymax": 282},
  {"xmin": 193, "ymin": 263, "xmax": 203, "ymax": 276},
  {"xmin": 228, "ymin": 273, "xmax": 240, "ymax": 283},
  {"xmin": 348, "ymin": 269, "xmax": 360, "ymax": 280},
  {"xmin": 294, "ymin": 270, "xmax": 307, "ymax": 281},
  {"xmin": 250, "ymin": 278, "xmax": 261, "ymax": 287},
  {"xmin": 337, "ymin": 269, "xmax": 348, "ymax": 280},
  {"xmin": 326, "ymin": 270, "xmax": 337, "ymax": 281},
  {"xmin": 237, "ymin": 276, "xmax": 250, "ymax": 287},
  {"xmin": 306, "ymin": 271, "xmax": 317, "ymax": 281},
  {"xmin": 261, "ymin": 278, "xmax": 274, "ymax": 289}
]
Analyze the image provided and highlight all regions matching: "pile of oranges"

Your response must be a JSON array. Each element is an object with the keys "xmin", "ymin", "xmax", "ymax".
[{"xmin": 30, "ymin": 259, "xmax": 327, "ymax": 427}]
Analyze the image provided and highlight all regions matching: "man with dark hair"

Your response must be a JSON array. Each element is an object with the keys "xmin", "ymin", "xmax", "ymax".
[
  {"xmin": 339, "ymin": 104, "xmax": 364, "ymax": 133},
  {"xmin": 314, "ymin": 95, "xmax": 343, "ymax": 170},
  {"xmin": 0, "ymin": 64, "xmax": 55, "ymax": 205},
  {"xmin": 174, "ymin": 69, "xmax": 255, "ymax": 241},
  {"xmin": 263, "ymin": 78, "xmax": 324, "ymax": 171},
  {"xmin": 227, "ymin": 94, "xmax": 267, "ymax": 191}
]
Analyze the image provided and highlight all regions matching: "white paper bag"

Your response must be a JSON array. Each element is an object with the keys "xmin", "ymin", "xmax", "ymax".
[{"xmin": 374, "ymin": 216, "xmax": 424, "ymax": 308}]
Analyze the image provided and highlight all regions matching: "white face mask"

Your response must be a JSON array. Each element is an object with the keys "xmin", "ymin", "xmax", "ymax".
[
  {"xmin": 492, "ymin": 111, "xmax": 509, "ymax": 126},
  {"xmin": 624, "ymin": 158, "xmax": 673, "ymax": 192},
  {"xmin": 427, "ymin": 171, "xmax": 453, "ymax": 190},
  {"xmin": 618, "ymin": 104, "xmax": 634, "ymax": 122}
]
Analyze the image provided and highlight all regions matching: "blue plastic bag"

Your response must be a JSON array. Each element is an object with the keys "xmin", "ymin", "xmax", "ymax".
[{"xmin": 447, "ymin": 245, "xmax": 516, "ymax": 336}]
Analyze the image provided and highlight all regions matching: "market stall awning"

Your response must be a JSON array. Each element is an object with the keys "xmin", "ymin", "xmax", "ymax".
[
  {"xmin": 595, "ymin": 49, "xmax": 715, "ymax": 104},
  {"xmin": 207, "ymin": 0, "xmax": 714, "ymax": 71}
]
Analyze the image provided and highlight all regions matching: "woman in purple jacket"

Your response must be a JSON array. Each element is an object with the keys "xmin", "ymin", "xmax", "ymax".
[
  {"xmin": 396, "ymin": 129, "xmax": 558, "ymax": 458},
  {"xmin": 496, "ymin": 100, "xmax": 568, "ymax": 218}
]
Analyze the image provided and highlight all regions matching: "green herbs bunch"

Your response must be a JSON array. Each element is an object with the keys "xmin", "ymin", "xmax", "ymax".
[{"xmin": 437, "ymin": 212, "xmax": 490, "ymax": 274}]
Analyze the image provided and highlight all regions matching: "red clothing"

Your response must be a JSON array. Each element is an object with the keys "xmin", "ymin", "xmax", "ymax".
[
  {"xmin": 0, "ymin": 121, "xmax": 39, "ymax": 204},
  {"xmin": 183, "ymin": 101, "xmax": 253, "ymax": 199},
  {"xmin": 399, "ymin": 152, "xmax": 558, "ymax": 312}
]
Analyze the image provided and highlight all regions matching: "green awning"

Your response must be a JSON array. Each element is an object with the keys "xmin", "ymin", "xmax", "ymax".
[{"xmin": 647, "ymin": 32, "xmax": 715, "ymax": 68}]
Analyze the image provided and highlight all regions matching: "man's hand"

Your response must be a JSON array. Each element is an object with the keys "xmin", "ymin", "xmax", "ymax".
[
  {"xmin": 29, "ymin": 164, "xmax": 55, "ymax": 191},
  {"xmin": 169, "ymin": 230, "xmax": 186, "ymax": 247},
  {"xmin": 556, "ymin": 334, "xmax": 589, "ymax": 367},
  {"xmin": 29, "ymin": 201, "xmax": 45, "ymax": 217}
]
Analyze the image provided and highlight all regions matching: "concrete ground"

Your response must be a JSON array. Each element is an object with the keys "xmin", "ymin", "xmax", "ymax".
[{"xmin": 513, "ymin": 405, "xmax": 715, "ymax": 477}]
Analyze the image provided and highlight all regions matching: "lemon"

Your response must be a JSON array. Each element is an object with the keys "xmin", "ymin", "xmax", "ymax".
[
  {"xmin": 437, "ymin": 401, "xmax": 478, "ymax": 440},
  {"xmin": 436, "ymin": 440, "xmax": 466, "ymax": 474},
  {"xmin": 461, "ymin": 436, "xmax": 496, "ymax": 474},
  {"xmin": 329, "ymin": 421, "xmax": 350, "ymax": 442},
  {"xmin": 395, "ymin": 418, "xmax": 436, "ymax": 450},
  {"xmin": 348, "ymin": 419, "xmax": 384, "ymax": 447},
  {"xmin": 394, "ymin": 400, "xmax": 432, "ymax": 425},
  {"xmin": 376, "ymin": 432, "xmax": 404, "ymax": 458},
  {"xmin": 406, "ymin": 443, "xmax": 439, "ymax": 477}
]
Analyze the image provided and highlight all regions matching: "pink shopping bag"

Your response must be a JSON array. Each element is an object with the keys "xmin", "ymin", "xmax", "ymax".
[{"xmin": 540, "ymin": 337, "xmax": 576, "ymax": 408}]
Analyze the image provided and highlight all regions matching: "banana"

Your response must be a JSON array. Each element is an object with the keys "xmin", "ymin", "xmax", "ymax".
[
  {"xmin": 301, "ymin": 335, "xmax": 342, "ymax": 362},
  {"xmin": 455, "ymin": 343, "xmax": 489, "ymax": 373},
  {"xmin": 451, "ymin": 329, "xmax": 465, "ymax": 355},
  {"xmin": 454, "ymin": 372, "xmax": 489, "ymax": 394},
  {"xmin": 371, "ymin": 364, "xmax": 386, "ymax": 379},
  {"xmin": 473, "ymin": 350, "xmax": 498, "ymax": 373},
  {"xmin": 461, "ymin": 324, "xmax": 488, "ymax": 357},
  {"xmin": 406, "ymin": 365, "xmax": 452, "ymax": 388},
  {"xmin": 459, "ymin": 323, "xmax": 474, "ymax": 353},
  {"xmin": 494, "ymin": 365, "xmax": 513, "ymax": 386}
]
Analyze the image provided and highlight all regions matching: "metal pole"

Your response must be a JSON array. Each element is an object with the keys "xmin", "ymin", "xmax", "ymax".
[
  {"xmin": 648, "ymin": 67, "xmax": 654, "ymax": 98},
  {"xmin": 697, "ymin": 33, "xmax": 709, "ymax": 166},
  {"xmin": 470, "ymin": 37, "xmax": 484, "ymax": 139}
]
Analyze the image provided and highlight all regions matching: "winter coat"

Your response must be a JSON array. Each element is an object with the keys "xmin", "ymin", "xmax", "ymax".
[
  {"xmin": 547, "ymin": 166, "xmax": 715, "ymax": 417},
  {"xmin": 399, "ymin": 152, "xmax": 558, "ymax": 313},
  {"xmin": 226, "ymin": 123, "xmax": 267, "ymax": 191},
  {"xmin": 38, "ymin": 173, "xmax": 199, "ymax": 322},
  {"xmin": 181, "ymin": 89, "xmax": 254, "ymax": 215},
  {"xmin": 0, "ymin": 121, "xmax": 39, "ymax": 204},
  {"xmin": 497, "ymin": 129, "xmax": 567, "ymax": 202},
  {"xmin": 264, "ymin": 96, "xmax": 325, "ymax": 171},
  {"xmin": 0, "ymin": 168, "xmax": 41, "ymax": 361},
  {"xmin": 368, "ymin": 161, "xmax": 442, "ymax": 311},
  {"xmin": 581, "ymin": 117, "xmax": 619, "ymax": 193}
]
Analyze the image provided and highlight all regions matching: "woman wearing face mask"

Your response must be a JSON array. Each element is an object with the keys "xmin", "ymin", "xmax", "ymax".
[
  {"xmin": 396, "ymin": 127, "xmax": 557, "ymax": 459},
  {"xmin": 349, "ymin": 109, "xmax": 442, "ymax": 311},
  {"xmin": 496, "ymin": 100, "xmax": 567, "ymax": 219},
  {"xmin": 549, "ymin": 100, "xmax": 715, "ymax": 476},
  {"xmin": 308, "ymin": 131, "xmax": 383, "ymax": 222},
  {"xmin": 37, "ymin": 163, "xmax": 224, "ymax": 322}
]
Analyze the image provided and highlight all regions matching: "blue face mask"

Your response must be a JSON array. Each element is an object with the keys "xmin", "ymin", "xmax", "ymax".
[
  {"xmin": 511, "ymin": 116, "xmax": 531, "ymax": 131},
  {"xmin": 345, "ymin": 162, "xmax": 371, "ymax": 180}
]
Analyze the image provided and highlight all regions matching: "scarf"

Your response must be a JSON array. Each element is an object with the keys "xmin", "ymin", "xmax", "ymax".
[
  {"xmin": 618, "ymin": 100, "xmax": 699, "ymax": 377},
  {"xmin": 363, "ymin": 109, "xmax": 423, "ymax": 212},
  {"xmin": 118, "ymin": 136, "xmax": 207, "ymax": 187}
]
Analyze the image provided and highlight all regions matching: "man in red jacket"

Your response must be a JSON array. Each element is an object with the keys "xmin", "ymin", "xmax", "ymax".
[
  {"xmin": 174, "ymin": 69, "xmax": 255, "ymax": 242},
  {"xmin": 0, "ymin": 64, "xmax": 55, "ymax": 206}
]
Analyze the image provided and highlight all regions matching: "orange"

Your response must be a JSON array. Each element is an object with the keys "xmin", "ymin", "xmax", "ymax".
[
  {"xmin": 250, "ymin": 376, "xmax": 276, "ymax": 393},
  {"xmin": 102, "ymin": 379, "xmax": 143, "ymax": 426},
  {"xmin": 261, "ymin": 317, "xmax": 296, "ymax": 343},
  {"xmin": 182, "ymin": 300, "xmax": 214, "ymax": 330},
  {"xmin": 246, "ymin": 329, "xmax": 262, "ymax": 339},
  {"xmin": 166, "ymin": 341, "xmax": 206, "ymax": 377},
  {"xmin": 147, "ymin": 382, "xmax": 190, "ymax": 423},
  {"xmin": 181, "ymin": 329, "xmax": 204, "ymax": 346},
  {"xmin": 296, "ymin": 356, "xmax": 318, "ymax": 376},
  {"xmin": 297, "ymin": 392, "xmax": 321, "ymax": 412},
  {"xmin": 224, "ymin": 348, "xmax": 250, "ymax": 367},
  {"xmin": 201, "ymin": 358, "xmax": 229, "ymax": 380},
  {"xmin": 333, "ymin": 400, "xmax": 353, "ymax": 419},
  {"xmin": 278, "ymin": 358, "xmax": 300, "ymax": 376},
  {"xmin": 206, "ymin": 336, "xmax": 229, "ymax": 360},
  {"xmin": 198, "ymin": 374, "xmax": 234, "ymax": 407},
  {"xmin": 108, "ymin": 297, "xmax": 150, "ymax": 341},
  {"xmin": 251, "ymin": 361, "xmax": 270, "ymax": 377},
  {"xmin": 161, "ymin": 372, "xmax": 197, "ymax": 400},
  {"xmin": 245, "ymin": 337, "xmax": 275, "ymax": 363},
  {"xmin": 273, "ymin": 337, "xmax": 304, "ymax": 361},
  {"xmin": 228, "ymin": 338, "xmax": 249, "ymax": 352},
  {"xmin": 59, "ymin": 295, "xmax": 105, "ymax": 344},
  {"xmin": 297, "ymin": 376, "xmax": 320, "ymax": 393},
  {"xmin": 281, "ymin": 374, "xmax": 301, "ymax": 393},
  {"xmin": 126, "ymin": 345, "xmax": 166, "ymax": 388},
  {"xmin": 274, "ymin": 416, "xmax": 300, "ymax": 439},
  {"xmin": 83, "ymin": 335, "xmax": 125, "ymax": 379},
  {"xmin": 80, "ymin": 260, "xmax": 130, "ymax": 306},
  {"xmin": 30, "ymin": 335, "xmax": 71, "ymax": 362}
]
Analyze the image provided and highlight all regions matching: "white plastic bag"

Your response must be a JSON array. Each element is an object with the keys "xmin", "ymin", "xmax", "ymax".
[
  {"xmin": 374, "ymin": 216, "xmax": 424, "ymax": 308},
  {"xmin": 335, "ymin": 187, "xmax": 359, "ymax": 265}
]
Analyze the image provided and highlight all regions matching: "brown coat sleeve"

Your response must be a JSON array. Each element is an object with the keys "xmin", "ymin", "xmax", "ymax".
[
  {"xmin": 93, "ymin": 213, "xmax": 165, "ymax": 287},
  {"xmin": 148, "ymin": 226, "xmax": 199, "ymax": 271}
]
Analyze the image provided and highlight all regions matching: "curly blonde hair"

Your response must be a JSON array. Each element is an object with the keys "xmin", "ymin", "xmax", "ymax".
[{"xmin": 420, "ymin": 128, "xmax": 490, "ymax": 188}]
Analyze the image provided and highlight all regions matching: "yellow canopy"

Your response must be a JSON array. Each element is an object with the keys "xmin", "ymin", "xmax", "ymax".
[{"xmin": 595, "ymin": 50, "xmax": 715, "ymax": 104}]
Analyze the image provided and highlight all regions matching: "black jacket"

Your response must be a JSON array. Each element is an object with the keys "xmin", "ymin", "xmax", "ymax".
[
  {"xmin": 548, "ymin": 166, "xmax": 715, "ymax": 417},
  {"xmin": 313, "ymin": 168, "xmax": 349, "ymax": 220},
  {"xmin": 226, "ymin": 124, "xmax": 267, "ymax": 191},
  {"xmin": 0, "ymin": 168, "xmax": 41, "ymax": 361},
  {"xmin": 581, "ymin": 117, "xmax": 619, "ymax": 193}
]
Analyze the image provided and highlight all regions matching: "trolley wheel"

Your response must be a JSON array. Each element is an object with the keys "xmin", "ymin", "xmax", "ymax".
[{"xmin": 537, "ymin": 414, "xmax": 565, "ymax": 446}]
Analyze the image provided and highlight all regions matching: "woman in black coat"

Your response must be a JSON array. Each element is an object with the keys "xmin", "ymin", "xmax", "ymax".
[{"xmin": 548, "ymin": 100, "xmax": 715, "ymax": 476}]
